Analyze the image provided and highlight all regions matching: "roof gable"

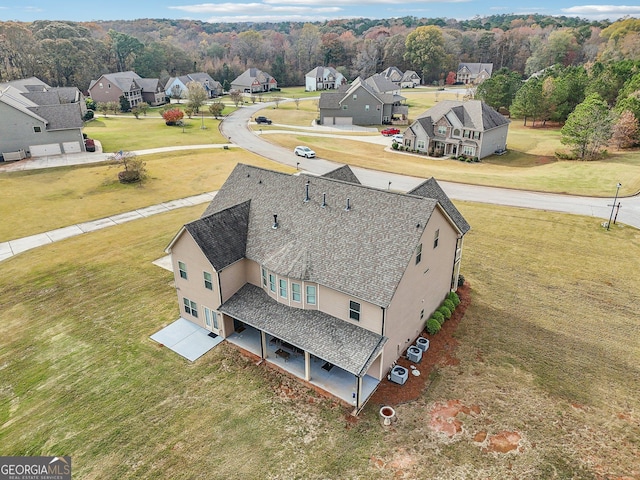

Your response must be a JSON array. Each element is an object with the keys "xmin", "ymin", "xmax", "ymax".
[
  {"xmin": 184, "ymin": 201, "xmax": 250, "ymax": 271},
  {"xmin": 408, "ymin": 178, "xmax": 470, "ymax": 234}
]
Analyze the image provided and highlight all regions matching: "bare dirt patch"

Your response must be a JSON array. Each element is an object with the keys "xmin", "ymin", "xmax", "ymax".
[{"xmin": 485, "ymin": 431, "xmax": 522, "ymax": 454}]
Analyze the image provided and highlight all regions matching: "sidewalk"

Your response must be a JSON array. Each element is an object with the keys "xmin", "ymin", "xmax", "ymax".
[{"xmin": 0, "ymin": 192, "xmax": 217, "ymax": 262}]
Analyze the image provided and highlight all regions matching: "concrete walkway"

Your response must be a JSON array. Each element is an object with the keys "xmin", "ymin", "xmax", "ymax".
[{"xmin": 0, "ymin": 192, "xmax": 216, "ymax": 262}]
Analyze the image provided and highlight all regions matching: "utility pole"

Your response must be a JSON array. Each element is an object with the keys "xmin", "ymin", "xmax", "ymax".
[{"xmin": 607, "ymin": 183, "xmax": 622, "ymax": 231}]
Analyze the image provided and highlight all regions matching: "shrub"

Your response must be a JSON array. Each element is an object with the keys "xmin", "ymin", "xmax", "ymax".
[
  {"xmin": 447, "ymin": 291, "xmax": 460, "ymax": 307},
  {"xmin": 431, "ymin": 310, "xmax": 445, "ymax": 325},
  {"xmin": 438, "ymin": 305, "xmax": 452, "ymax": 320},
  {"xmin": 426, "ymin": 318, "xmax": 441, "ymax": 335},
  {"xmin": 162, "ymin": 108, "xmax": 184, "ymax": 126},
  {"xmin": 457, "ymin": 274, "xmax": 465, "ymax": 288},
  {"xmin": 443, "ymin": 298, "xmax": 456, "ymax": 312},
  {"xmin": 83, "ymin": 110, "xmax": 94, "ymax": 121}
]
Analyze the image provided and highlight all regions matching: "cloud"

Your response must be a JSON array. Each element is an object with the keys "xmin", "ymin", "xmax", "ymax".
[
  {"xmin": 262, "ymin": 0, "xmax": 468, "ymax": 4},
  {"xmin": 562, "ymin": 4, "xmax": 640, "ymax": 15},
  {"xmin": 169, "ymin": 2, "xmax": 341, "ymax": 15}
]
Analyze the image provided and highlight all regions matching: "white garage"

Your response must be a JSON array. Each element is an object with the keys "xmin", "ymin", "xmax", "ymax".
[
  {"xmin": 29, "ymin": 143, "xmax": 61, "ymax": 157},
  {"xmin": 62, "ymin": 141, "xmax": 82, "ymax": 153},
  {"xmin": 334, "ymin": 117, "xmax": 353, "ymax": 125}
]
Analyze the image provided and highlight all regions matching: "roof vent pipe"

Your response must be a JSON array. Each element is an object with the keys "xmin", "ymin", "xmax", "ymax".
[
  {"xmin": 304, "ymin": 181, "xmax": 310, "ymax": 203},
  {"xmin": 321, "ymin": 193, "xmax": 327, "ymax": 208},
  {"xmin": 272, "ymin": 214, "xmax": 279, "ymax": 229},
  {"xmin": 345, "ymin": 198, "xmax": 351, "ymax": 211}
]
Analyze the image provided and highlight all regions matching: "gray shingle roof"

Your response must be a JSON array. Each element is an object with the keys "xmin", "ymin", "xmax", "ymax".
[
  {"xmin": 457, "ymin": 62, "xmax": 493, "ymax": 76},
  {"xmin": 201, "ymin": 164, "xmax": 441, "ymax": 307},
  {"xmin": 28, "ymin": 104, "xmax": 84, "ymax": 130},
  {"xmin": 321, "ymin": 165, "xmax": 361, "ymax": 184},
  {"xmin": 408, "ymin": 178, "xmax": 470, "ymax": 234},
  {"xmin": 365, "ymin": 74, "xmax": 399, "ymax": 93},
  {"xmin": 219, "ymin": 284, "xmax": 386, "ymax": 376},
  {"xmin": 318, "ymin": 91, "xmax": 343, "ymax": 109},
  {"xmin": 417, "ymin": 100, "xmax": 509, "ymax": 131},
  {"xmin": 185, "ymin": 201, "xmax": 250, "ymax": 271}
]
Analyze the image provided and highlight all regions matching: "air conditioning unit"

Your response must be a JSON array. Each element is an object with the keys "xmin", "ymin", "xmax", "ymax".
[
  {"xmin": 416, "ymin": 337, "xmax": 430, "ymax": 352},
  {"xmin": 389, "ymin": 365, "xmax": 408, "ymax": 385},
  {"xmin": 407, "ymin": 345, "xmax": 423, "ymax": 363}
]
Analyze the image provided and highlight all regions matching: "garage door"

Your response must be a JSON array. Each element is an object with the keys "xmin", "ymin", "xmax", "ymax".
[
  {"xmin": 62, "ymin": 141, "xmax": 81, "ymax": 153},
  {"xmin": 29, "ymin": 143, "xmax": 61, "ymax": 157},
  {"xmin": 335, "ymin": 117, "xmax": 353, "ymax": 125},
  {"xmin": 323, "ymin": 117, "xmax": 333, "ymax": 125}
]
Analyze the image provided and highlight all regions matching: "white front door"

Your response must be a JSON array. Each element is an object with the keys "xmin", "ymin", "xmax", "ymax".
[{"xmin": 203, "ymin": 307, "xmax": 220, "ymax": 334}]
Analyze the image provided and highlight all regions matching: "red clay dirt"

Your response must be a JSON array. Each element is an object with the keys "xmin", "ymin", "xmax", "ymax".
[{"xmin": 370, "ymin": 282, "xmax": 471, "ymax": 406}]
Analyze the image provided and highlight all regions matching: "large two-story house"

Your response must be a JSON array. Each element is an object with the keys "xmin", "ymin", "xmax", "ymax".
[
  {"xmin": 318, "ymin": 75, "xmax": 407, "ymax": 126},
  {"xmin": 88, "ymin": 71, "xmax": 166, "ymax": 109},
  {"xmin": 381, "ymin": 67, "xmax": 421, "ymax": 88},
  {"xmin": 456, "ymin": 63, "xmax": 493, "ymax": 85},
  {"xmin": 402, "ymin": 100, "xmax": 510, "ymax": 159},
  {"xmin": 0, "ymin": 77, "xmax": 87, "ymax": 158},
  {"xmin": 164, "ymin": 163, "xmax": 469, "ymax": 412},
  {"xmin": 305, "ymin": 66, "xmax": 346, "ymax": 91},
  {"xmin": 165, "ymin": 72, "xmax": 223, "ymax": 99},
  {"xmin": 231, "ymin": 68, "xmax": 277, "ymax": 93}
]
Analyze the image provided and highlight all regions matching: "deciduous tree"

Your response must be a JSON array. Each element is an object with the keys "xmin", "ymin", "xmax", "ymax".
[
  {"xmin": 404, "ymin": 26, "xmax": 446, "ymax": 84},
  {"xmin": 612, "ymin": 109, "xmax": 639, "ymax": 148},
  {"xmin": 186, "ymin": 81, "xmax": 207, "ymax": 113}
]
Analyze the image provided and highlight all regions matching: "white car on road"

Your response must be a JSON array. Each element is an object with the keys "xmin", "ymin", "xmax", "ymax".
[{"xmin": 294, "ymin": 146, "xmax": 316, "ymax": 158}]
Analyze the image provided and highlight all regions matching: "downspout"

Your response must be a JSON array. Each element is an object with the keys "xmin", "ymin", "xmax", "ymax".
[{"xmin": 380, "ymin": 306, "xmax": 386, "ymax": 336}]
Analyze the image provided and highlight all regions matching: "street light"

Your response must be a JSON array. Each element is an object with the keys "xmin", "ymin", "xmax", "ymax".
[{"xmin": 607, "ymin": 183, "xmax": 622, "ymax": 231}]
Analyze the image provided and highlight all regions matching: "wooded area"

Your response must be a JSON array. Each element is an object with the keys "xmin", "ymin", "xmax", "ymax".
[{"xmin": 2, "ymin": 14, "xmax": 636, "ymax": 92}]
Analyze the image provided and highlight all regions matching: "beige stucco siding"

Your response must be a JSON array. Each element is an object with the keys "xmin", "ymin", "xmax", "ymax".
[
  {"xmin": 169, "ymin": 231, "xmax": 222, "ymax": 331},
  {"xmin": 219, "ymin": 259, "xmax": 250, "ymax": 303},
  {"xmin": 317, "ymin": 286, "xmax": 383, "ymax": 334},
  {"xmin": 381, "ymin": 207, "xmax": 459, "ymax": 375}
]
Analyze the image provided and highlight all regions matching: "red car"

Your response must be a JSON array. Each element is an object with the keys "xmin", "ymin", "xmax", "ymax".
[{"xmin": 381, "ymin": 127, "xmax": 400, "ymax": 136}]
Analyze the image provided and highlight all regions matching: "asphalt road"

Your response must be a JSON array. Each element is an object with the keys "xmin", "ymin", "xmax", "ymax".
[{"xmin": 221, "ymin": 102, "xmax": 640, "ymax": 230}]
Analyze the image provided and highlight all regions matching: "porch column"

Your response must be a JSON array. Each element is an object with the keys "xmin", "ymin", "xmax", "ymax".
[
  {"xmin": 260, "ymin": 331, "xmax": 267, "ymax": 359},
  {"xmin": 304, "ymin": 351, "xmax": 311, "ymax": 381},
  {"xmin": 356, "ymin": 376, "xmax": 363, "ymax": 410}
]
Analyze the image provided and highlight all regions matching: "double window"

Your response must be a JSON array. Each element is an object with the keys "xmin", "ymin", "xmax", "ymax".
[
  {"xmin": 178, "ymin": 261, "xmax": 188, "ymax": 279},
  {"xmin": 306, "ymin": 285, "xmax": 316, "ymax": 305},
  {"xmin": 203, "ymin": 272, "xmax": 213, "ymax": 290},
  {"xmin": 291, "ymin": 283, "xmax": 301, "ymax": 302},
  {"xmin": 183, "ymin": 297, "xmax": 198, "ymax": 318},
  {"xmin": 349, "ymin": 301, "xmax": 361, "ymax": 321}
]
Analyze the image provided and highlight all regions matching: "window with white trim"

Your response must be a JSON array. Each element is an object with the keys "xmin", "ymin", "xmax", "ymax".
[
  {"xmin": 269, "ymin": 274, "xmax": 276, "ymax": 293},
  {"xmin": 203, "ymin": 272, "xmax": 213, "ymax": 290},
  {"xmin": 306, "ymin": 285, "xmax": 316, "ymax": 305},
  {"xmin": 434, "ymin": 229, "xmax": 440, "ymax": 248},
  {"xmin": 417, "ymin": 140, "xmax": 425, "ymax": 149},
  {"xmin": 291, "ymin": 283, "xmax": 301, "ymax": 302},
  {"xmin": 178, "ymin": 261, "xmax": 188, "ymax": 279},
  {"xmin": 183, "ymin": 297, "xmax": 198, "ymax": 318},
  {"xmin": 416, "ymin": 243, "xmax": 422, "ymax": 264},
  {"xmin": 349, "ymin": 301, "xmax": 360, "ymax": 321},
  {"xmin": 33, "ymin": 126, "xmax": 42, "ymax": 133},
  {"xmin": 438, "ymin": 125, "xmax": 447, "ymax": 135},
  {"xmin": 463, "ymin": 145, "xmax": 475, "ymax": 156},
  {"xmin": 261, "ymin": 267, "xmax": 267, "ymax": 287},
  {"xmin": 279, "ymin": 279, "xmax": 287, "ymax": 299},
  {"xmin": 365, "ymin": 104, "xmax": 369, "ymax": 111}
]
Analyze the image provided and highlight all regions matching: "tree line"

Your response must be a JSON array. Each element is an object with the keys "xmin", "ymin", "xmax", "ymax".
[{"xmin": 1, "ymin": 14, "xmax": 635, "ymax": 93}]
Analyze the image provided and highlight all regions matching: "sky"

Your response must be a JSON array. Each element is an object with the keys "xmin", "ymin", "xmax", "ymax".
[{"xmin": 0, "ymin": 0, "xmax": 639, "ymax": 24}]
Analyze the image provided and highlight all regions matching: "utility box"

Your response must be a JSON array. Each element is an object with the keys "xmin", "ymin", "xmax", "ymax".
[
  {"xmin": 407, "ymin": 345, "xmax": 423, "ymax": 363},
  {"xmin": 416, "ymin": 337, "xmax": 430, "ymax": 352},
  {"xmin": 389, "ymin": 365, "xmax": 408, "ymax": 385}
]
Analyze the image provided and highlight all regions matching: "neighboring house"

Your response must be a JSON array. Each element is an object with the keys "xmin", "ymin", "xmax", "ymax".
[
  {"xmin": 402, "ymin": 99, "xmax": 510, "ymax": 159},
  {"xmin": 381, "ymin": 67, "xmax": 421, "ymax": 88},
  {"xmin": 401, "ymin": 70, "xmax": 421, "ymax": 88},
  {"xmin": 456, "ymin": 63, "xmax": 493, "ymax": 85},
  {"xmin": 88, "ymin": 71, "xmax": 165, "ymax": 109},
  {"xmin": 305, "ymin": 66, "xmax": 346, "ymax": 91},
  {"xmin": 319, "ymin": 76, "xmax": 407, "ymax": 126},
  {"xmin": 381, "ymin": 66, "xmax": 404, "ymax": 85},
  {"xmin": 165, "ymin": 72, "xmax": 223, "ymax": 99},
  {"xmin": 165, "ymin": 163, "xmax": 469, "ymax": 412},
  {"xmin": 231, "ymin": 68, "xmax": 277, "ymax": 93},
  {"xmin": 0, "ymin": 77, "xmax": 87, "ymax": 158}
]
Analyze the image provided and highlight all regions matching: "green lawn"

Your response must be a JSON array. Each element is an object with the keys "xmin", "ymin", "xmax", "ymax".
[
  {"xmin": 0, "ymin": 150, "xmax": 294, "ymax": 242},
  {"xmin": 1, "ymin": 201, "xmax": 637, "ymax": 479}
]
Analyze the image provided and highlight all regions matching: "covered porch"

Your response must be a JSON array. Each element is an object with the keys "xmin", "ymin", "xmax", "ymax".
[{"xmin": 220, "ymin": 284, "xmax": 386, "ymax": 412}]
